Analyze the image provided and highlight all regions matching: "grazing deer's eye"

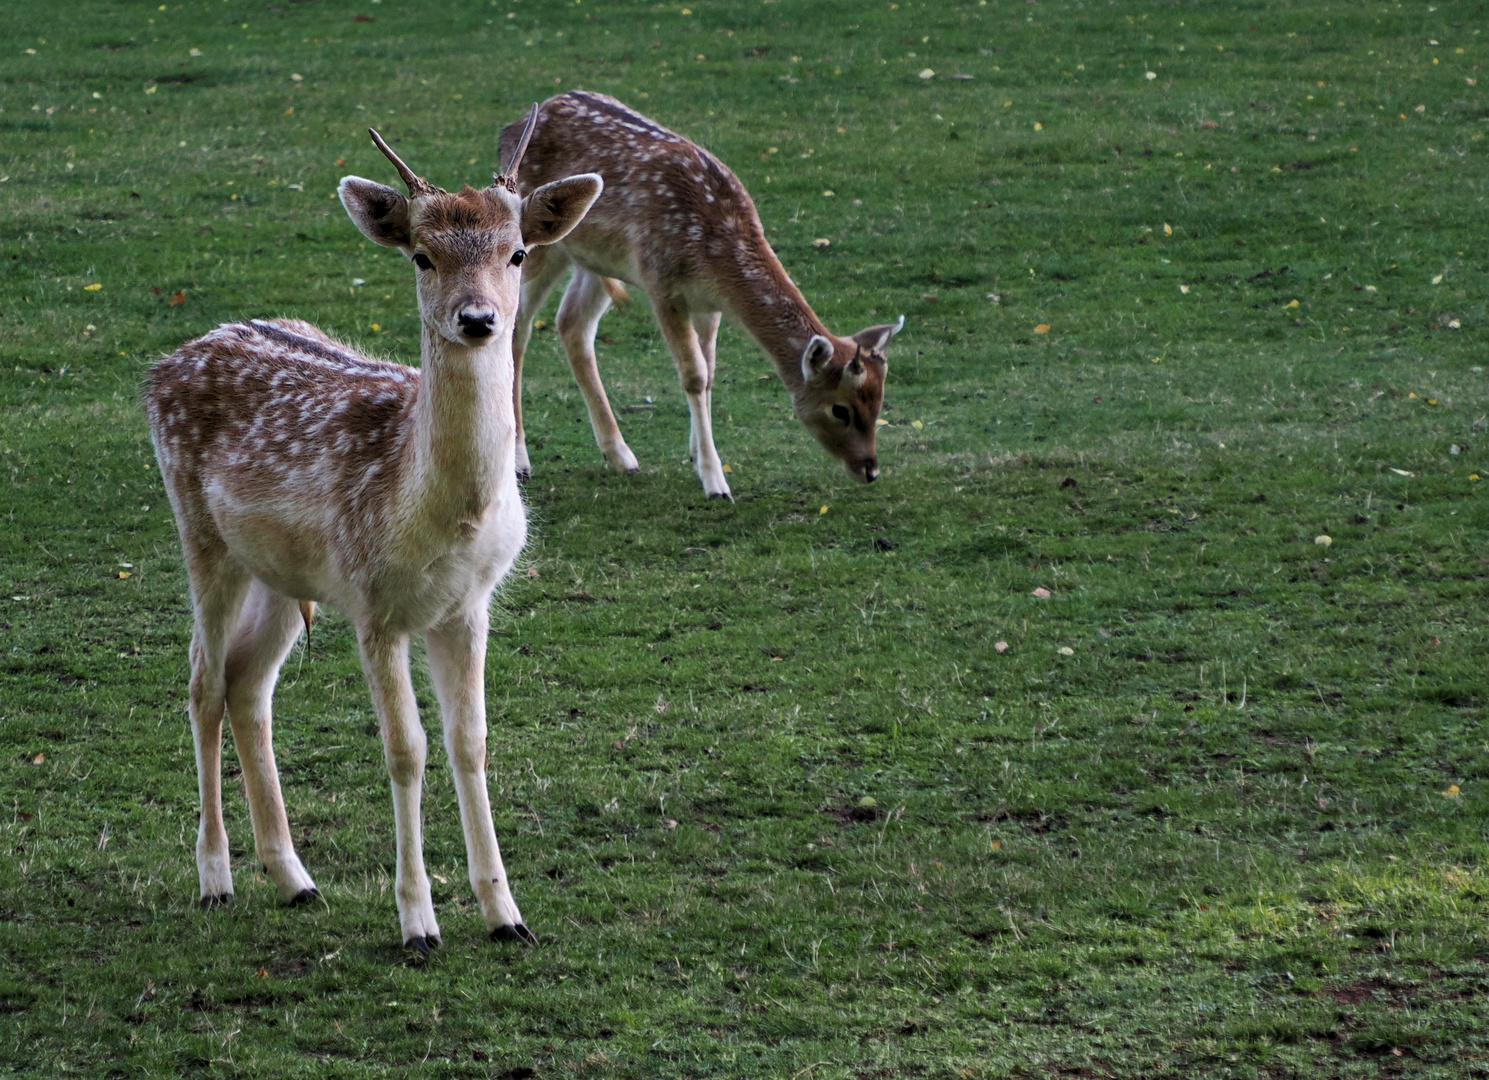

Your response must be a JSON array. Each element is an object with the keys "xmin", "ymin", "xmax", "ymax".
[
  {"xmin": 412, "ymin": 253, "xmax": 434, "ymax": 271},
  {"xmin": 831, "ymin": 404, "xmax": 851, "ymax": 425},
  {"xmin": 510, "ymin": 250, "xmax": 526, "ymax": 267}
]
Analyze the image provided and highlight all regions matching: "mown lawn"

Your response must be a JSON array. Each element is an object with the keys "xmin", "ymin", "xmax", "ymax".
[{"xmin": 2, "ymin": 1, "xmax": 1488, "ymax": 1077}]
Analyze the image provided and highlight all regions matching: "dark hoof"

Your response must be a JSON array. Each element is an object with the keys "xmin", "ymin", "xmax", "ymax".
[
  {"xmin": 404, "ymin": 935, "xmax": 440, "ymax": 956},
  {"xmin": 491, "ymin": 923, "xmax": 538, "ymax": 946},
  {"xmin": 288, "ymin": 888, "xmax": 320, "ymax": 907},
  {"xmin": 516, "ymin": 468, "xmax": 531, "ymax": 483},
  {"xmin": 199, "ymin": 893, "xmax": 233, "ymax": 910},
  {"xmin": 625, "ymin": 467, "xmax": 640, "ymax": 475}
]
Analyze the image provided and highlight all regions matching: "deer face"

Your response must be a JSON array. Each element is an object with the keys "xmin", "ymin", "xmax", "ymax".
[
  {"xmin": 338, "ymin": 122, "xmax": 601, "ymax": 350},
  {"xmin": 796, "ymin": 317, "xmax": 902, "ymax": 483}
]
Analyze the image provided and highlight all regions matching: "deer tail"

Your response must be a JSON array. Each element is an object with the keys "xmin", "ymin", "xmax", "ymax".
[
  {"xmin": 298, "ymin": 600, "xmax": 316, "ymax": 639},
  {"xmin": 601, "ymin": 278, "xmax": 630, "ymax": 306}
]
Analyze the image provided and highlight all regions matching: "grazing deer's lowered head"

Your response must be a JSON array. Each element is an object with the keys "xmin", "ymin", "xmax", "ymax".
[{"xmin": 795, "ymin": 315, "xmax": 904, "ymax": 484}]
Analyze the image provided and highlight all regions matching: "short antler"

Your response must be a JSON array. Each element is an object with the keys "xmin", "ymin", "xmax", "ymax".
[
  {"xmin": 368, "ymin": 128, "xmax": 439, "ymax": 197},
  {"xmin": 494, "ymin": 103, "xmax": 540, "ymax": 193}
]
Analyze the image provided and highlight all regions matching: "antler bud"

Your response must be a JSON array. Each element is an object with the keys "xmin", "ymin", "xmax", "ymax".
[
  {"xmin": 368, "ymin": 128, "xmax": 439, "ymax": 197},
  {"xmin": 493, "ymin": 103, "xmax": 540, "ymax": 194}
]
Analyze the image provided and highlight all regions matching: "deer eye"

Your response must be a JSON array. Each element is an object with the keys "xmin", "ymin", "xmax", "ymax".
[
  {"xmin": 831, "ymin": 404, "xmax": 851, "ymax": 425},
  {"xmin": 412, "ymin": 253, "xmax": 434, "ymax": 271},
  {"xmin": 510, "ymin": 250, "xmax": 526, "ymax": 267}
]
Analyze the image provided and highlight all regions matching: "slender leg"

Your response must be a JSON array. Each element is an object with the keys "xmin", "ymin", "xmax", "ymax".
[
  {"xmin": 654, "ymin": 299, "xmax": 730, "ymax": 499},
  {"xmin": 357, "ymin": 628, "xmax": 439, "ymax": 950},
  {"xmin": 426, "ymin": 609, "xmax": 534, "ymax": 944},
  {"xmin": 556, "ymin": 268, "xmax": 639, "ymax": 474},
  {"xmin": 223, "ymin": 579, "xmax": 318, "ymax": 905},
  {"xmin": 183, "ymin": 552, "xmax": 251, "ymax": 907},
  {"xmin": 690, "ymin": 311, "xmax": 723, "ymax": 466},
  {"xmin": 511, "ymin": 245, "xmax": 571, "ymax": 481}
]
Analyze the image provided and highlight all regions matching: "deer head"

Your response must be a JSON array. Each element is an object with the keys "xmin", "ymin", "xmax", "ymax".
[
  {"xmin": 796, "ymin": 316, "xmax": 903, "ymax": 483},
  {"xmin": 337, "ymin": 110, "xmax": 602, "ymax": 349}
]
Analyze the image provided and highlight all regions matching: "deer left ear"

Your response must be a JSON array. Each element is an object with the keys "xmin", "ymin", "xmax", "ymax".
[
  {"xmin": 520, "ymin": 173, "xmax": 603, "ymax": 247},
  {"xmin": 800, "ymin": 335, "xmax": 836, "ymax": 384},
  {"xmin": 852, "ymin": 314, "xmax": 905, "ymax": 357},
  {"xmin": 339, "ymin": 177, "xmax": 412, "ymax": 250}
]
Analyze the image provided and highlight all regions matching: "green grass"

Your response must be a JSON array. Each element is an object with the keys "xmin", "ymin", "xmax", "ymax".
[{"xmin": 3, "ymin": 0, "xmax": 1489, "ymax": 1076}]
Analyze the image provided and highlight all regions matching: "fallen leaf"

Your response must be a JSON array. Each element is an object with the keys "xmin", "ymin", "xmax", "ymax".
[
  {"xmin": 1470, "ymin": 474, "xmax": 1480, "ymax": 481},
  {"xmin": 918, "ymin": 68, "xmax": 936, "ymax": 80},
  {"xmin": 1179, "ymin": 284, "xmax": 1190, "ymax": 294},
  {"xmin": 1163, "ymin": 222, "xmax": 1173, "ymax": 236},
  {"xmin": 811, "ymin": 238, "xmax": 831, "ymax": 249},
  {"xmin": 1033, "ymin": 121, "xmax": 1043, "ymax": 131},
  {"xmin": 118, "ymin": 571, "xmax": 132, "ymax": 579},
  {"xmin": 256, "ymin": 967, "xmax": 269, "ymax": 978},
  {"xmin": 858, "ymin": 796, "xmax": 877, "ymax": 808},
  {"xmin": 911, "ymin": 420, "xmax": 924, "ymax": 430},
  {"xmin": 1389, "ymin": 468, "xmax": 1414, "ymax": 477},
  {"xmin": 1315, "ymin": 535, "xmax": 1332, "ymax": 547},
  {"xmin": 84, "ymin": 283, "xmax": 102, "ymax": 292},
  {"xmin": 526, "ymin": 566, "xmax": 539, "ymax": 579},
  {"xmin": 1145, "ymin": 71, "xmax": 1157, "ymax": 80},
  {"xmin": 1432, "ymin": 274, "xmax": 1444, "ymax": 285},
  {"xmin": 1031, "ymin": 587, "xmax": 1051, "ymax": 599},
  {"xmin": 1444, "ymin": 784, "xmax": 1460, "ymax": 797},
  {"xmin": 995, "ymin": 641, "xmax": 1009, "ymax": 653},
  {"xmin": 1058, "ymin": 646, "xmax": 1074, "ymax": 656},
  {"xmin": 722, "ymin": 464, "xmax": 732, "ymax": 473},
  {"xmin": 819, "ymin": 505, "xmax": 829, "ymax": 515},
  {"xmin": 370, "ymin": 323, "xmax": 380, "ymax": 332},
  {"xmin": 1034, "ymin": 323, "xmax": 1050, "ymax": 334},
  {"xmin": 1286, "ymin": 299, "xmax": 1300, "ymax": 308},
  {"xmin": 169, "ymin": 290, "xmax": 185, "ymax": 305},
  {"xmin": 990, "ymin": 840, "xmax": 1002, "ymax": 850},
  {"xmin": 663, "ymin": 818, "xmax": 678, "ymax": 829},
  {"xmin": 32, "ymin": 753, "xmax": 44, "ymax": 765}
]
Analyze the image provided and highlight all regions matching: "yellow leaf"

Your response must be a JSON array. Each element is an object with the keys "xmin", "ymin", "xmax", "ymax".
[
  {"xmin": 1162, "ymin": 222, "xmax": 1172, "ymax": 236},
  {"xmin": 1315, "ymin": 535, "xmax": 1332, "ymax": 547},
  {"xmin": 1470, "ymin": 474, "xmax": 1480, "ymax": 481},
  {"xmin": 1432, "ymin": 274, "xmax": 1443, "ymax": 285},
  {"xmin": 722, "ymin": 464, "xmax": 732, "ymax": 473},
  {"xmin": 819, "ymin": 505, "xmax": 829, "ymax": 515},
  {"xmin": 911, "ymin": 419, "xmax": 924, "ymax": 430},
  {"xmin": 83, "ymin": 283, "xmax": 102, "ymax": 291},
  {"xmin": 32, "ymin": 753, "xmax": 44, "ymax": 765},
  {"xmin": 1286, "ymin": 299, "xmax": 1300, "ymax": 308},
  {"xmin": 1033, "ymin": 121, "xmax": 1043, "ymax": 131},
  {"xmin": 370, "ymin": 323, "xmax": 380, "ymax": 332},
  {"xmin": 1443, "ymin": 784, "xmax": 1460, "ymax": 797},
  {"xmin": 990, "ymin": 840, "xmax": 1002, "ymax": 850},
  {"xmin": 1034, "ymin": 323, "xmax": 1050, "ymax": 334},
  {"xmin": 1408, "ymin": 392, "xmax": 1416, "ymax": 399},
  {"xmin": 118, "ymin": 571, "xmax": 132, "ymax": 579},
  {"xmin": 1179, "ymin": 284, "xmax": 1191, "ymax": 294},
  {"xmin": 1427, "ymin": 398, "xmax": 1437, "ymax": 406}
]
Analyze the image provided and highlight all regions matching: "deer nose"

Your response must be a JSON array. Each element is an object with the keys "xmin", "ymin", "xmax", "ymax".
[
  {"xmin": 861, "ymin": 458, "xmax": 879, "ymax": 483},
  {"xmin": 457, "ymin": 308, "xmax": 496, "ymax": 339}
]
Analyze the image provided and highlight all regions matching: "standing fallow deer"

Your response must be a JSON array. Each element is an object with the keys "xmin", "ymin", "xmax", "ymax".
[
  {"xmin": 145, "ymin": 111, "xmax": 602, "ymax": 951},
  {"xmin": 499, "ymin": 90, "xmax": 903, "ymax": 500}
]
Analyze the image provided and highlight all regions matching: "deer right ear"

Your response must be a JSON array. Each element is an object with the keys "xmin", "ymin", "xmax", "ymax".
[
  {"xmin": 800, "ymin": 335, "xmax": 836, "ymax": 384},
  {"xmin": 339, "ymin": 177, "xmax": 412, "ymax": 249}
]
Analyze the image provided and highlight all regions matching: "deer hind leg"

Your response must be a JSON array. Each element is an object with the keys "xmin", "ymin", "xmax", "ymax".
[
  {"xmin": 556, "ymin": 268, "xmax": 639, "ymax": 474},
  {"xmin": 512, "ymin": 244, "xmax": 571, "ymax": 481},
  {"xmin": 357, "ymin": 628, "xmax": 439, "ymax": 951},
  {"xmin": 656, "ymin": 301, "xmax": 730, "ymax": 499},
  {"xmin": 223, "ymin": 579, "xmax": 319, "ymax": 905},
  {"xmin": 427, "ymin": 610, "xmax": 535, "ymax": 945},
  {"xmin": 184, "ymin": 554, "xmax": 252, "ymax": 908}
]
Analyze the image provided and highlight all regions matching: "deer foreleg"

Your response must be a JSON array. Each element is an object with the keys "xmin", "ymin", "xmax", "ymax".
[
  {"xmin": 557, "ymin": 268, "xmax": 638, "ymax": 474},
  {"xmin": 426, "ymin": 611, "xmax": 535, "ymax": 945},
  {"xmin": 657, "ymin": 301, "xmax": 730, "ymax": 499},
  {"xmin": 224, "ymin": 579, "xmax": 319, "ymax": 905},
  {"xmin": 358, "ymin": 630, "xmax": 438, "ymax": 951}
]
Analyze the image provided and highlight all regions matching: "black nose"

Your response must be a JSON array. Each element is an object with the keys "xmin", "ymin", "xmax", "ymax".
[
  {"xmin": 458, "ymin": 310, "xmax": 495, "ymax": 339},
  {"xmin": 862, "ymin": 459, "xmax": 879, "ymax": 483}
]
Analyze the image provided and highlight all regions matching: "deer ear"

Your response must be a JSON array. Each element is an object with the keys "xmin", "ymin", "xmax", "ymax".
[
  {"xmin": 852, "ymin": 314, "xmax": 905, "ymax": 357},
  {"xmin": 520, "ymin": 173, "xmax": 603, "ymax": 247},
  {"xmin": 800, "ymin": 334, "xmax": 836, "ymax": 384},
  {"xmin": 339, "ymin": 177, "xmax": 412, "ymax": 249}
]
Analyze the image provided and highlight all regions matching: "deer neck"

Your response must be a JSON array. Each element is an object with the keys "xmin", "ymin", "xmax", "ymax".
[
  {"xmin": 721, "ymin": 248, "xmax": 831, "ymax": 396},
  {"xmin": 401, "ymin": 324, "xmax": 515, "ymax": 529}
]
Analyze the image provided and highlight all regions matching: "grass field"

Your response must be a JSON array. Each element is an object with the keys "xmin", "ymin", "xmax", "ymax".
[{"xmin": 3, "ymin": 0, "xmax": 1489, "ymax": 1076}]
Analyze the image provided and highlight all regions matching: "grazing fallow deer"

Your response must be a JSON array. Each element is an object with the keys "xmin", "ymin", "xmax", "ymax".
[
  {"xmin": 145, "ymin": 113, "xmax": 602, "ymax": 951},
  {"xmin": 500, "ymin": 90, "xmax": 903, "ymax": 500}
]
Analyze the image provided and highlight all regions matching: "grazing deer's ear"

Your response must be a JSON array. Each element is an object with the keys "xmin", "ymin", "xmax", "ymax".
[
  {"xmin": 339, "ymin": 177, "xmax": 412, "ymax": 250},
  {"xmin": 800, "ymin": 334, "xmax": 836, "ymax": 384},
  {"xmin": 520, "ymin": 173, "xmax": 603, "ymax": 247},
  {"xmin": 852, "ymin": 314, "xmax": 905, "ymax": 358}
]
